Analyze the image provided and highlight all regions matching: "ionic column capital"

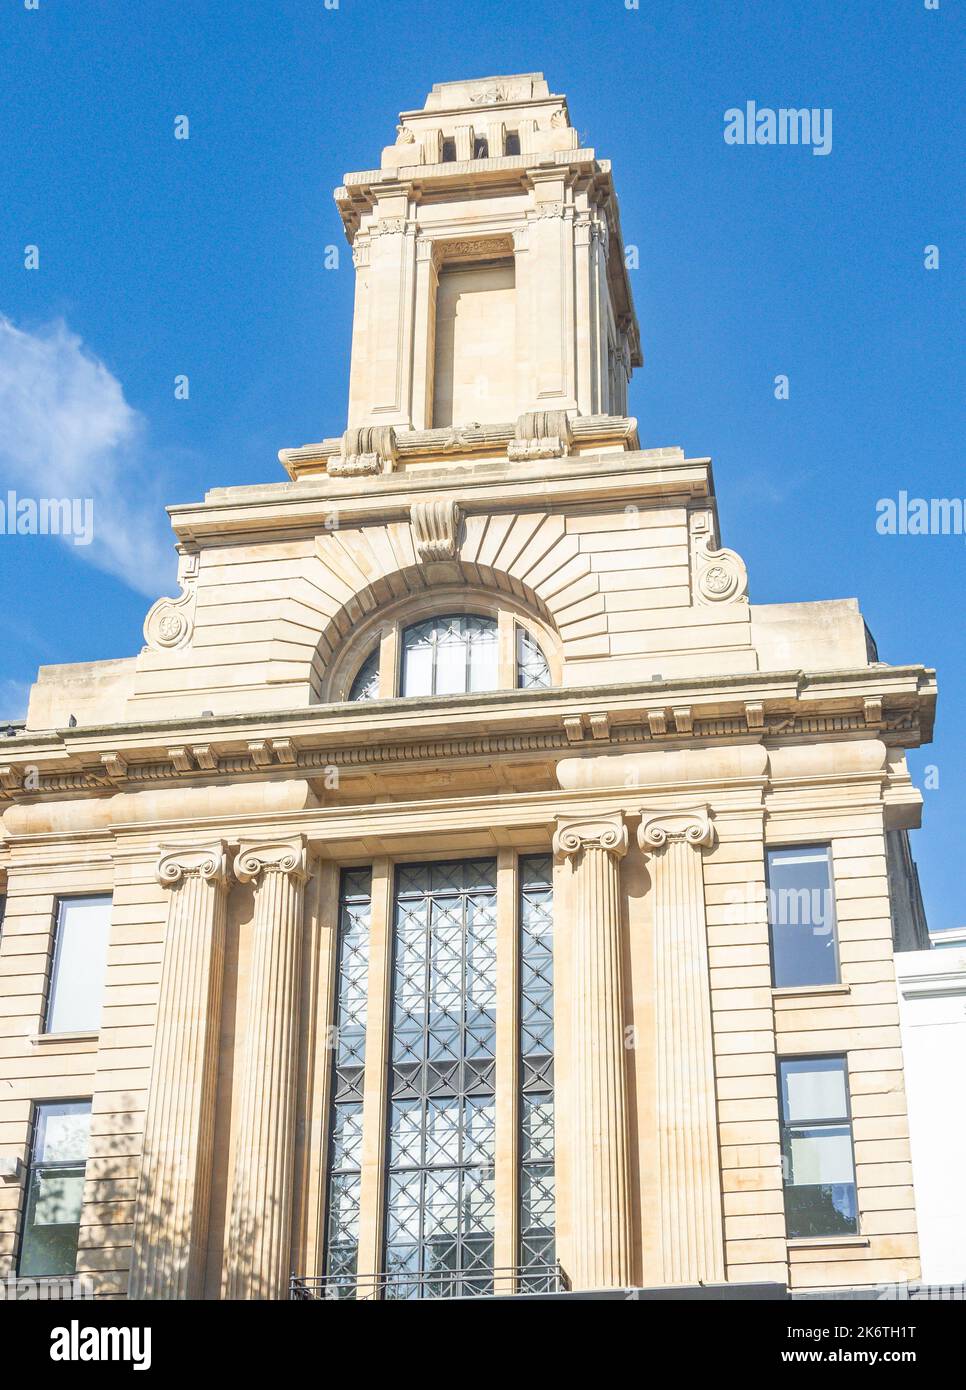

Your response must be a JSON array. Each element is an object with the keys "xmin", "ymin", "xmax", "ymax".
[
  {"xmin": 156, "ymin": 842, "xmax": 230, "ymax": 890},
  {"xmin": 637, "ymin": 806, "xmax": 715, "ymax": 852},
  {"xmin": 233, "ymin": 837, "xmax": 309, "ymax": 885},
  {"xmin": 553, "ymin": 812, "xmax": 628, "ymax": 861}
]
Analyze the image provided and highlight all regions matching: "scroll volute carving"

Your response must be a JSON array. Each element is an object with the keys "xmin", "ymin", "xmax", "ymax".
[{"xmin": 410, "ymin": 500, "xmax": 463, "ymax": 565}]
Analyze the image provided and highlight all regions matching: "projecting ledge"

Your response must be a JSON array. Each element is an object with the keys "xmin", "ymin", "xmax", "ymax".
[{"xmin": 556, "ymin": 744, "xmax": 770, "ymax": 791}]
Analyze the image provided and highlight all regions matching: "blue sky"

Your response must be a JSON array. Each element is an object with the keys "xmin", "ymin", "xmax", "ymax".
[{"xmin": 0, "ymin": 0, "xmax": 962, "ymax": 927}]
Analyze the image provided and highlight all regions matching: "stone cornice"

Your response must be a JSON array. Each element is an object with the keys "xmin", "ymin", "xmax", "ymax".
[
  {"xmin": 0, "ymin": 665, "xmax": 936, "ymax": 805},
  {"xmin": 278, "ymin": 415, "xmax": 641, "ymax": 479},
  {"xmin": 171, "ymin": 447, "xmax": 702, "ymax": 545}
]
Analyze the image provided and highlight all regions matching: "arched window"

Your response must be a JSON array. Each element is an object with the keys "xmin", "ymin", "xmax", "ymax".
[
  {"xmin": 401, "ymin": 615, "xmax": 498, "ymax": 697},
  {"xmin": 336, "ymin": 605, "xmax": 556, "ymax": 702},
  {"xmin": 348, "ymin": 647, "xmax": 380, "ymax": 702}
]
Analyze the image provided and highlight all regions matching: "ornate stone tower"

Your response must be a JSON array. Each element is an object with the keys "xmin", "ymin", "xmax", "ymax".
[{"xmin": 285, "ymin": 72, "xmax": 641, "ymax": 478}]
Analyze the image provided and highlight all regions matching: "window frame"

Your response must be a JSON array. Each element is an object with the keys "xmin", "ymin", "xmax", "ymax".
[
  {"xmin": 382, "ymin": 856, "xmax": 500, "ymax": 1299},
  {"xmin": 318, "ymin": 848, "xmax": 559, "ymax": 1298},
  {"xmin": 518, "ymin": 854, "xmax": 556, "ymax": 1285},
  {"xmin": 334, "ymin": 590, "xmax": 559, "ymax": 704},
  {"xmin": 765, "ymin": 844, "xmax": 841, "ymax": 989},
  {"xmin": 16, "ymin": 1098, "xmax": 92, "ymax": 1279},
  {"xmin": 777, "ymin": 1054, "xmax": 859, "ymax": 1241},
  {"xmin": 44, "ymin": 894, "xmax": 113, "ymax": 1035}
]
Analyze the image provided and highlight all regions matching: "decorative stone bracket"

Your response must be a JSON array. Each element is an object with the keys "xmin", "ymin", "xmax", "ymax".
[
  {"xmin": 328, "ymin": 425, "xmax": 399, "ymax": 477},
  {"xmin": 689, "ymin": 510, "xmax": 748, "ymax": 606},
  {"xmin": 410, "ymin": 500, "xmax": 462, "ymax": 564},
  {"xmin": 143, "ymin": 551, "xmax": 199, "ymax": 652},
  {"xmin": 507, "ymin": 410, "xmax": 574, "ymax": 462}
]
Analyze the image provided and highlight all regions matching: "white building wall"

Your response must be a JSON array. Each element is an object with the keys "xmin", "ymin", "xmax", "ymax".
[{"xmin": 896, "ymin": 946, "xmax": 966, "ymax": 1284}]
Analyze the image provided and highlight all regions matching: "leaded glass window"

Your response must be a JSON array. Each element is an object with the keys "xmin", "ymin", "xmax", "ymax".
[
  {"xmin": 348, "ymin": 647, "xmax": 380, "ymax": 702},
  {"xmin": 384, "ymin": 859, "xmax": 498, "ymax": 1298},
  {"xmin": 323, "ymin": 869, "xmax": 372, "ymax": 1295},
  {"xmin": 401, "ymin": 615, "xmax": 498, "ymax": 697},
  {"xmin": 519, "ymin": 855, "xmax": 556, "ymax": 1286},
  {"xmin": 516, "ymin": 626, "xmax": 551, "ymax": 689}
]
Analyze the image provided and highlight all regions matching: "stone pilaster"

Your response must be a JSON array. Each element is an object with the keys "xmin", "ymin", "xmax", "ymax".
[
  {"xmin": 129, "ymin": 844, "xmax": 229, "ymax": 1300},
  {"xmin": 638, "ymin": 807, "xmax": 725, "ymax": 1284},
  {"xmin": 553, "ymin": 812, "xmax": 631, "ymax": 1289},
  {"xmin": 225, "ymin": 838, "xmax": 309, "ymax": 1301}
]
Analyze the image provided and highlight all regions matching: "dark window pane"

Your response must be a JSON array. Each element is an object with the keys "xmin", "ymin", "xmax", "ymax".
[
  {"xmin": 516, "ymin": 626, "xmax": 552, "ymax": 689},
  {"xmin": 783, "ymin": 1181, "xmax": 858, "ymax": 1240},
  {"xmin": 767, "ymin": 847, "xmax": 838, "ymax": 986},
  {"xmin": 348, "ymin": 648, "xmax": 379, "ymax": 701}
]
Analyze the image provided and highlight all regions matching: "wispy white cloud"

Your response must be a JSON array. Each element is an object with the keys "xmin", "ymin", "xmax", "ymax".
[{"xmin": 0, "ymin": 315, "xmax": 176, "ymax": 596}]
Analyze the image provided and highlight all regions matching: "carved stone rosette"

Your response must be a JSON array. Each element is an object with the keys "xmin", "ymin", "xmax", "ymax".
[
  {"xmin": 553, "ymin": 812, "xmax": 632, "ymax": 1289},
  {"xmin": 637, "ymin": 807, "xmax": 725, "ymax": 1284},
  {"xmin": 410, "ymin": 499, "xmax": 462, "ymax": 564},
  {"xmin": 225, "ymin": 837, "xmax": 309, "ymax": 1300},
  {"xmin": 129, "ymin": 843, "xmax": 230, "ymax": 1299}
]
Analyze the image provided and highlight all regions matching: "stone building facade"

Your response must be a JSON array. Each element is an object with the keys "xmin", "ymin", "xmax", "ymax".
[{"xmin": 0, "ymin": 74, "xmax": 935, "ymax": 1300}]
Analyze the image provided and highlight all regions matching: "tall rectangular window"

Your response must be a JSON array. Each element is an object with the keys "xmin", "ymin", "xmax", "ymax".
[
  {"xmin": 17, "ymin": 1100, "xmax": 91, "ymax": 1277},
  {"xmin": 323, "ymin": 869, "xmax": 372, "ymax": 1295},
  {"xmin": 384, "ymin": 859, "xmax": 497, "ymax": 1298},
  {"xmin": 46, "ymin": 896, "xmax": 112, "ymax": 1033},
  {"xmin": 778, "ymin": 1057, "xmax": 857, "ymax": 1239},
  {"xmin": 519, "ymin": 855, "xmax": 555, "ymax": 1288},
  {"xmin": 766, "ymin": 847, "xmax": 839, "ymax": 987}
]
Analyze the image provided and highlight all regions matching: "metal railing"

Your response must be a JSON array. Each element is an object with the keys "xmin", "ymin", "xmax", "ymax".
[{"xmin": 291, "ymin": 1263, "xmax": 570, "ymax": 1301}]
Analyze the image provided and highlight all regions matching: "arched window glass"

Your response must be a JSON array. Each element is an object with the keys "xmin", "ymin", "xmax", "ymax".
[
  {"xmin": 516, "ymin": 626, "xmax": 551, "ymax": 689},
  {"xmin": 401, "ymin": 615, "xmax": 498, "ymax": 697},
  {"xmin": 348, "ymin": 647, "xmax": 380, "ymax": 702}
]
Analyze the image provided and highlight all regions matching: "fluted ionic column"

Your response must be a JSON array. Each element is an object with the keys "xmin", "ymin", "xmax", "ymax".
[
  {"xmin": 129, "ymin": 844, "xmax": 229, "ymax": 1300},
  {"xmin": 553, "ymin": 812, "xmax": 632, "ymax": 1289},
  {"xmin": 225, "ymin": 838, "xmax": 309, "ymax": 1300},
  {"xmin": 638, "ymin": 807, "xmax": 724, "ymax": 1284}
]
